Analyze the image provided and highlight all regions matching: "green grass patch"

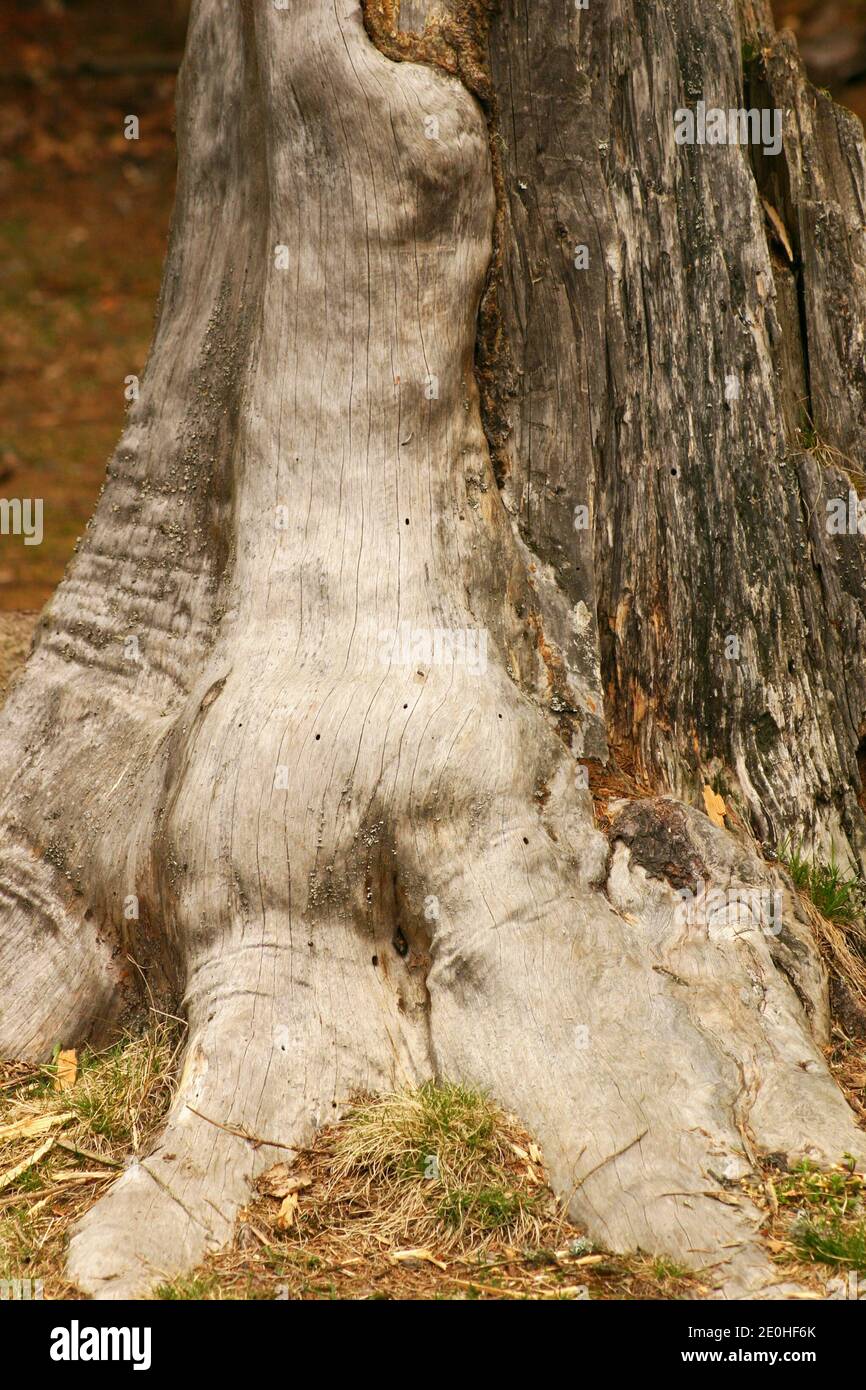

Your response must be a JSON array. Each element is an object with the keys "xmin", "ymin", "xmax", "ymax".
[
  {"xmin": 792, "ymin": 1216, "xmax": 866, "ymax": 1272},
  {"xmin": 777, "ymin": 838, "xmax": 862, "ymax": 925},
  {"xmin": 330, "ymin": 1081, "xmax": 547, "ymax": 1250},
  {"xmin": 155, "ymin": 1273, "xmax": 231, "ymax": 1301},
  {"xmin": 774, "ymin": 1159, "xmax": 863, "ymax": 1216}
]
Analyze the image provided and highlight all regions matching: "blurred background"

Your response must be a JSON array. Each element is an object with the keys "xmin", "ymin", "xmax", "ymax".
[
  {"xmin": 0, "ymin": 0, "xmax": 186, "ymax": 616},
  {"xmin": 1, "ymin": 0, "xmax": 865, "ymax": 614}
]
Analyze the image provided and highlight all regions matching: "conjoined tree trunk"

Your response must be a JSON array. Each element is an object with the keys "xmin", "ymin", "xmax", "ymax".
[{"xmin": 2, "ymin": 0, "xmax": 866, "ymax": 1297}]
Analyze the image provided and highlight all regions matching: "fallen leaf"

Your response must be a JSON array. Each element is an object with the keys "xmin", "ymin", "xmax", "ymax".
[
  {"xmin": 275, "ymin": 1192, "xmax": 300, "ymax": 1230},
  {"xmin": 703, "ymin": 784, "xmax": 727, "ymax": 828},
  {"xmin": 0, "ymin": 1136, "xmax": 56, "ymax": 1192},
  {"xmin": 54, "ymin": 1049, "xmax": 78, "ymax": 1093},
  {"xmin": 764, "ymin": 1237, "xmax": 788, "ymax": 1253},
  {"xmin": 388, "ymin": 1248, "xmax": 447, "ymax": 1271},
  {"xmin": 509, "ymin": 1142, "xmax": 529, "ymax": 1161},
  {"xmin": 705, "ymin": 1189, "xmax": 742, "ymax": 1207},
  {"xmin": 528, "ymin": 1142, "xmax": 542, "ymax": 1164},
  {"xmin": 259, "ymin": 1162, "xmax": 312, "ymax": 1198},
  {"xmin": 259, "ymin": 1161, "xmax": 292, "ymax": 1187},
  {"xmin": 0, "ymin": 1111, "xmax": 74, "ymax": 1144}
]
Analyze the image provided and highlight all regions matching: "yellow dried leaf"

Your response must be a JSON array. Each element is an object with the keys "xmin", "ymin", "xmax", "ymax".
[
  {"xmin": 259, "ymin": 1163, "xmax": 312, "ymax": 1198},
  {"xmin": 54, "ymin": 1049, "xmax": 77, "ymax": 1093},
  {"xmin": 0, "ymin": 1111, "xmax": 74, "ymax": 1144},
  {"xmin": 275, "ymin": 1192, "xmax": 300, "ymax": 1230},
  {"xmin": 703, "ymin": 785, "xmax": 727, "ymax": 828}
]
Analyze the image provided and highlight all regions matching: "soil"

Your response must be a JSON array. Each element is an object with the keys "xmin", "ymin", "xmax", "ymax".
[
  {"xmin": 0, "ymin": 609, "xmax": 37, "ymax": 702},
  {"xmin": 0, "ymin": 0, "xmax": 183, "ymax": 610}
]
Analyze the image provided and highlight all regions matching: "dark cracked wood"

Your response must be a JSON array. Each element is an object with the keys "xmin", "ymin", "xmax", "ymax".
[{"xmin": 489, "ymin": 0, "xmax": 866, "ymax": 868}]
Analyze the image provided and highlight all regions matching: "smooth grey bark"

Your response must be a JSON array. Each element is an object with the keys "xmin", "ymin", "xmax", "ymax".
[{"xmin": 1, "ymin": 0, "xmax": 865, "ymax": 1298}]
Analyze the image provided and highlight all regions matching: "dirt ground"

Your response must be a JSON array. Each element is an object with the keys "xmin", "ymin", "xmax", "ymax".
[
  {"xmin": 2, "ymin": 1040, "xmax": 861, "ymax": 1301},
  {"xmin": 0, "ymin": 0, "xmax": 183, "ymax": 611},
  {"xmin": 0, "ymin": 609, "xmax": 37, "ymax": 700}
]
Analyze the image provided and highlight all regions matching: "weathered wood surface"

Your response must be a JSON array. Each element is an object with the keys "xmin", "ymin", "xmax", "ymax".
[
  {"xmin": 491, "ymin": 0, "xmax": 866, "ymax": 865},
  {"xmin": 0, "ymin": 0, "xmax": 864, "ymax": 1298}
]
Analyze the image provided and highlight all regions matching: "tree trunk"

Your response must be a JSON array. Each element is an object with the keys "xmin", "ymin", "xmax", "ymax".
[{"xmin": 2, "ymin": 0, "xmax": 866, "ymax": 1298}]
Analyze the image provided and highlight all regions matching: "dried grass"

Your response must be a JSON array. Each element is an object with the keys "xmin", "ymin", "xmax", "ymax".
[
  {"xmin": 0, "ymin": 1014, "xmax": 182, "ymax": 1294},
  {"xmin": 323, "ymin": 1082, "xmax": 549, "ymax": 1251}
]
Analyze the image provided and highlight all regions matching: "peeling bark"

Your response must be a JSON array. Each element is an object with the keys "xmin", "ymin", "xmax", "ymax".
[{"xmin": 1, "ymin": 0, "xmax": 865, "ymax": 1299}]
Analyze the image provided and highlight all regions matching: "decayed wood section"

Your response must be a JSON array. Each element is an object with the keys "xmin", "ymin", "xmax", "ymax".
[
  {"xmin": 488, "ymin": 0, "xmax": 866, "ymax": 863},
  {"xmin": 0, "ymin": 0, "xmax": 864, "ymax": 1297}
]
